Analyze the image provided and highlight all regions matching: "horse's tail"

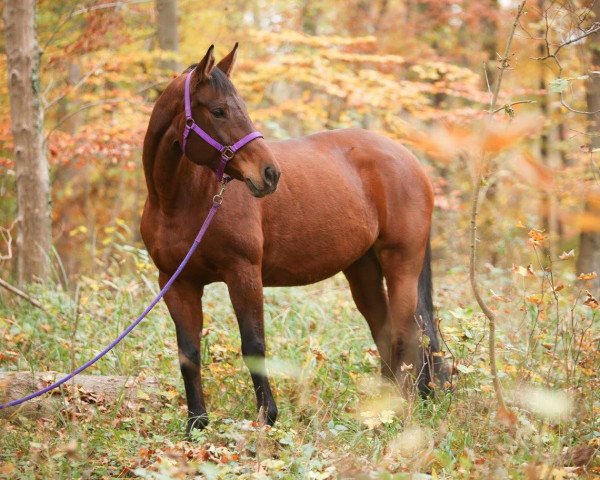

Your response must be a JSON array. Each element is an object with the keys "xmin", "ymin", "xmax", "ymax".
[{"xmin": 416, "ymin": 233, "xmax": 446, "ymax": 394}]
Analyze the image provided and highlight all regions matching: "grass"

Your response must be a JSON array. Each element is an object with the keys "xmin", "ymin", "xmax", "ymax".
[{"xmin": 0, "ymin": 248, "xmax": 598, "ymax": 479}]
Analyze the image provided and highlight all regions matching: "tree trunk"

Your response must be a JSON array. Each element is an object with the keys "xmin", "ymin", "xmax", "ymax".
[
  {"xmin": 155, "ymin": 0, "xmax": 180, "ymax": 72},
  {"xmin": 576, "ymin": 0, "xmax": 600, "ymax": 291},
  {"xmin": 3, "ymin": 0, "xmax": 51, "ymax": 285}
]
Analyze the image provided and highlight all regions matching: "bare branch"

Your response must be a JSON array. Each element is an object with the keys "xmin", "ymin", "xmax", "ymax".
[
  {"xmin": 71, "ymin": 0, "xmax": 152, "ymax": 16},
  {"xmin": 45, "ymin": 80, "xmax": 166, "ymax": 141},
  {"xmin": 0, "ymin": 220, "xmax": 16, "ymax": 262},
  {"xmin": 492, "ymin": 99, "xmax": 537, "ymax": 114},
  {"xmin": 0, "ymin": 277, "xmax": 48, "ymax": 314},
  {"xmin": 554, "ymin": 22, "xmax": 600, "ymax": 56},
  {"xmin": 42, "ymin": 0, "xmax": 152, "ymax": 52},
  {"xmin": 560, "ymin": 91, "xmax": 600, "ymax": 115},
  {"xmin": 44, "ymin": 63, "xmax": 106, "ymax": 111}
]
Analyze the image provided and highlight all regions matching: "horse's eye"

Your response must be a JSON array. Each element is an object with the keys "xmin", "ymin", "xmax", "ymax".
[{"xmin": 211, "ymin": 108, "xmax": 226, "ymax": 119}]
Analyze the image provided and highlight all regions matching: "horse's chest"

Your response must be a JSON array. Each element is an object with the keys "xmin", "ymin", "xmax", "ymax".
[{"xmin": 142, "ymin": 206, "xmax": 260, "ymax": 282}]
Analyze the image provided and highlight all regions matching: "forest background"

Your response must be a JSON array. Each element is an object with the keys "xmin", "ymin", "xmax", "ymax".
[{"xmin": 0, "ymin": 0, "xmax": 599, "ymax": 478}]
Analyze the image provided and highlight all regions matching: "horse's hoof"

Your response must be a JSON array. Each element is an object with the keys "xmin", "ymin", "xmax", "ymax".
[
  {"xmin": 266, "ymin": 404, "xmax": 278, "ymax": 426},
  {"xmin": 186, "ymin": 413, "xmax": 209, "ymax": 437},
  {"xmin": 258, "ymin": 404, "xmax": 278, "ymax": 426}
]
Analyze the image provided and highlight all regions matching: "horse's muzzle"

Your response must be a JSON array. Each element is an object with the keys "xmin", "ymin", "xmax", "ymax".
[{"xmin": 245, "ymin": 165, "xmax": 280, "ymax": 197}]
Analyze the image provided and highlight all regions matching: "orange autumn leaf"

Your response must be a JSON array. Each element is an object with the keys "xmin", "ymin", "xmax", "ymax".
[
  {"xmin": 526, "ymin": 295, "xmax": 543, "ymax": 305},
  {"xmin": 577, "ymin": 272, "xmax": 598, "ymax": 281},
  {"xmin": 583, "ymin": 290, "xmax": 599, "ymax": 310},
  {"xmin": 513, "ymin": 264, "xmax": 535, "ymax": 277},
  {"xmin": 528, "ymin": 229, "xmax": 546, "ymax": 246}
]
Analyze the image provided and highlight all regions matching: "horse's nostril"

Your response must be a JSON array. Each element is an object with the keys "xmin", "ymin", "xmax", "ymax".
[{"xmin": 263, "ymin": 166, "xmax": 279, "ymax": 187}]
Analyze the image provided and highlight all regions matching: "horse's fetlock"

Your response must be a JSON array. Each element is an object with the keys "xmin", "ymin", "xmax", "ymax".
[{"xmin": 266, "ymin": 404, "xmax": 278, "ymax": 426}]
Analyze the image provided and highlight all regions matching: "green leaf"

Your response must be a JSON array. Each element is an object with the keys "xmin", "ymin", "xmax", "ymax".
[
  {"xmin": 457, "ymin": 364, "xmax": 475, "ymax": 374},
  {"xmin": 549, "ymin": 78, "xmax": 569, "ymax": 93}
]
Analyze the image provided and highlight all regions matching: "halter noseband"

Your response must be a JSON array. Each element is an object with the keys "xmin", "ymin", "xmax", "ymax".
[{"xmin": 182, "ymin": 68, "xmax": 263, "ymax": 182}]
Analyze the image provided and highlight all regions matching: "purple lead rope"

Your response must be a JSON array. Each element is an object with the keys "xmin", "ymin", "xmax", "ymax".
[
  {"xmin": 0, "ymin": 200, "xmax": 221, "ymax": 410},
  {"xmin": 0, "ymin": 67, "xmax": 264, "ymax": 411}
]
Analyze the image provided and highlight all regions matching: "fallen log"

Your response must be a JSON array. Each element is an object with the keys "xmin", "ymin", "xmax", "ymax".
[{"xmin": 0, "ymin": 371, "xmax": 161, "ymax": 420}]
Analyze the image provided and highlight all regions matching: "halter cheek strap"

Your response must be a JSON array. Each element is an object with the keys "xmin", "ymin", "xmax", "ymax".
[{"xmin": 182, "ymin": 68, "xmax": 263, "ymax": 182}]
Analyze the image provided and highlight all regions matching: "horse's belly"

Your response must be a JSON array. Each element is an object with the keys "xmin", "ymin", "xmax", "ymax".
[
  {"xmin": 261, "ymin": 262, "xmax": 352, "ymax": 287},
  {"xmin": 261, "ymin": 220, "xmax": 376, "ymax": 287}
]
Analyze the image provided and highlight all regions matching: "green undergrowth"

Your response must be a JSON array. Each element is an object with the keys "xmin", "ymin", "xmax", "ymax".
[{"xmin": 0, "ymin": 258, "xmax": 598, "ymax": 479}]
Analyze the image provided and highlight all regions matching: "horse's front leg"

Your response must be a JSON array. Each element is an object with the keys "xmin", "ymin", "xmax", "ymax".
[
  {"xmin": 159, "ymin": 273, "xmax": 208, "ymax": 435},
  {"xmin": 226, "ymin": 265, "xmax": 278, "ymax": 425}
]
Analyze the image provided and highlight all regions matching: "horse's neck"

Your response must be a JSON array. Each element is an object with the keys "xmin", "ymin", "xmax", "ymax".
[{"xmin": 143, "ymin": 126, "xmax": 211, "ymax": 209}]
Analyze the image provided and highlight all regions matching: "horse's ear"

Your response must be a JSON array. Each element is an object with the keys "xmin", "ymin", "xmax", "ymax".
[
  {"xmin": 216, "ymin": 42, "xmax": 239, "ymax": 77},
  {"xmin": 195, "ymin": 45, "xmax": 216, "ymax": 83}
]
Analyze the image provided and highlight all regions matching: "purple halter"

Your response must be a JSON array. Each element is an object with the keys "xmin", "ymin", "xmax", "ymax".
[{"xmin": 182, "ymin": 68, "xmax": 263, "ymax": 182}]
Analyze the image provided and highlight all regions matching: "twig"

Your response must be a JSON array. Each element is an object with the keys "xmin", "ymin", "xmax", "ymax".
[
  {"xmin": 42, "ymin": 0, "xmax": 152, "ymax": 51},
  {"xmin": 0, "ymin": 220, "xmax": 17, "ymax": 262},
  {"xmin": 492, "ymin": 100, "xmax": 537, "ymax": 114},
  {"xmin": 70, "ymin": 284, "xmax": 82, "ymax": 382},
  {"xmin": 44, "ymin": 63, "xmax": 106, "ymax": 111},
  {"xmin": 532, "ymin": 15, "xmax": 600, "ymax": 75},
  {"xmin": 45, "ymin": 80, "xmax": 165, "ymax": 141},
  {"xmin": 554, "ymin": 22, "xmax": 600, "ymax": 56},
  {"xmin": 560, "ymin": 92, "xmax": 600, "ymax": 115},
  {"xmin": 71, "ymin": 0, "xmax": 152, "ymax": 16},
  {"xmin": 470, "ymin": 0, "xmax": 526, "ymax": 413},
  {"xmin": 0, "ymin": 277, "xmax": 48, "ymax": 314}
]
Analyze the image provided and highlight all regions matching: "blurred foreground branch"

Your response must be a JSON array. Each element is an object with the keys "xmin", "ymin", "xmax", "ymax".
[{"xmin": 469, "ymin": 0, "xmax": 526, "ymax": 413}]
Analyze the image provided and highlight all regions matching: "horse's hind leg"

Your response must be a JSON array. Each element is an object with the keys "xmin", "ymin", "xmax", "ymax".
[
  {"xmin": 377, "ymin": 247, "xmax": 424, "ymax": 394},
  {"xmin": 159, "ymin": 273, "xmax": 208, "ymax": 435},
  {"xmin": 343, "ymin": 248, "xmax": 394, "ymax": 379}
]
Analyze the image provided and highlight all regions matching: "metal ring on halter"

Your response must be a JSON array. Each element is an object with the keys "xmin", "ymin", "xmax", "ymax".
[
  {"xmin": 186, "ymin": 118, "xmax": 195, "ymax": 127},
  {"xmin": 221, "ymin": 146, "xmax": 235, "ymax": 160}
]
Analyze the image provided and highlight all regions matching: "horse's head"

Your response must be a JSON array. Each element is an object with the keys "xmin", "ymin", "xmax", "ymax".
[{"xmin": 181, "ymin": 44, "xmax": 280, "ymax": 197}]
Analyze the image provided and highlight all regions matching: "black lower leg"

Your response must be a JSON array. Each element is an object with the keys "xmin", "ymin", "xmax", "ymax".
[
  {"xmin": 177, "ymin": 329, "xmax": 208, "ymax": 433},
  {"xmin": 241, "ymin": 336, "xmax": 278, "ymax": 425}
]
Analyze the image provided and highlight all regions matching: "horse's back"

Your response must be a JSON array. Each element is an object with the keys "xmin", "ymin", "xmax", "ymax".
[
  {"xmin": 268, "ymin": 128, "xmax": 431, "ymax": 208},
  {"xmin": 259, "ymin": 129, "xmax": 433, "ymax": 286}
]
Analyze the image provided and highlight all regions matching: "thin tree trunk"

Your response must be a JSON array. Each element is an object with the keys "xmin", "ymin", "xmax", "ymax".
[
  {"xmin": 56, "ymin": 61, "xmax": 82, "ymax": 134},
  {"xmin": 576, "ymin": 0, "xmax": 600, "ymax": 291},
  {"xmin": 470, "ymin": 1, "xmax": 526, "ymax": 413},
  {"xmin": 155, "ymin": 0, "xmax": 180, "ymax": 72},
  {"xmin": 482, "ymin": 0, "xmax": 498, "ymax": 89},
  {"xmin": 3, "ymin": 0, "xmax": 51, "ymax": 285}
]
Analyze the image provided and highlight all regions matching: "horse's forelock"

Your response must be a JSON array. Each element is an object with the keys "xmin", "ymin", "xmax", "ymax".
[{"xmin": 185, "ymin": 63, "xmax": 235, "ymax": 95}]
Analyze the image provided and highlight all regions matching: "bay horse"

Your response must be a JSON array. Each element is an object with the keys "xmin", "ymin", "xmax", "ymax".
[{"xmin": 141, "ymin": 44, "xmax": 445, "ymax": 434}]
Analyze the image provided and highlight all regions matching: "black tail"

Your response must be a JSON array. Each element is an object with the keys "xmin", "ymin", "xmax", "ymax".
[{"xmin": 416, "ymin": 235, "xmax": 446, "ymax": 394}]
